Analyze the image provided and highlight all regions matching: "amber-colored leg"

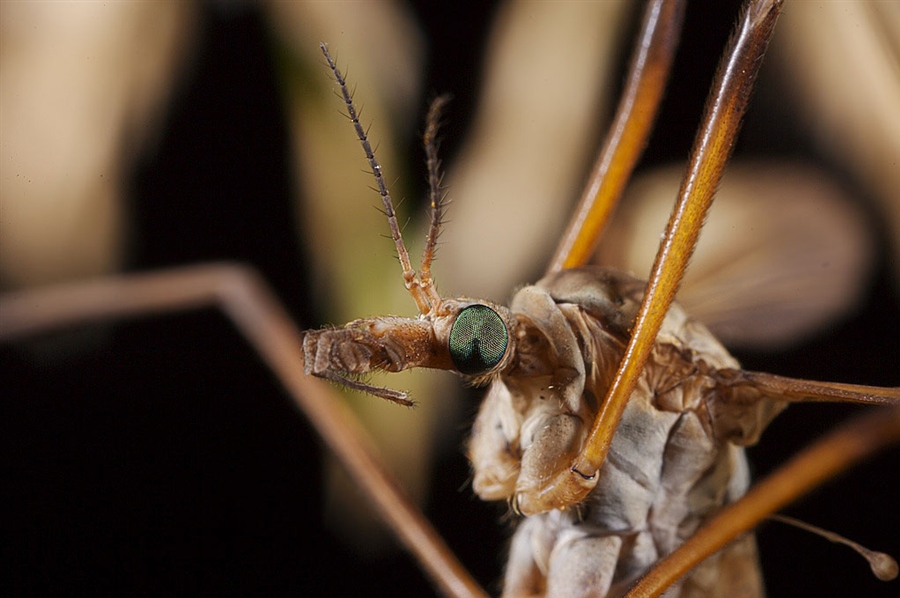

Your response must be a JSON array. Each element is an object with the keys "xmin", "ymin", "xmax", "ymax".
[
  {"xmin": 517, "ymin": 0, "xmax": 785, "ymax": 515},
  {"xmin": 548, "ymin": 0, "xmax": 686, "ymax": 273},
  {"xmin": 727, "ymin": 370, "xmax": 900, "ymax": 405}
]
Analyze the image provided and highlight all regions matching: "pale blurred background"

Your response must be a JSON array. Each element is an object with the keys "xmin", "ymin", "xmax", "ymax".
[{"xmin": 3, "ymin": 1, "xmax": 898, "ymax": 596}]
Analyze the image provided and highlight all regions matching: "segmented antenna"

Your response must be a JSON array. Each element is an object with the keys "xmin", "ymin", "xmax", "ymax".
[
  {"xmin": 319, "ymin": 43, "xmax": 443, "ymax": 316},
  {"xmin": 419, "ymin": 95, "xmax": 451, "ymax": 296}
]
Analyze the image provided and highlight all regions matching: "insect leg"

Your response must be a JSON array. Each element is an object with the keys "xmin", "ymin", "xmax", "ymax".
[
  {"xmin": 548, "ymin": 0, "xmax": 687, "ymax": 273},
  {"xmin": 517, "ymin": 0, "xmax": 785, "ymax": 515},
  {"xmin": 719, "ymin": 370, "xmax": 900, "ymax": 406},
  {"xmin": 0, "ymin": 265, "xmax": 486, "ymax": 597}
]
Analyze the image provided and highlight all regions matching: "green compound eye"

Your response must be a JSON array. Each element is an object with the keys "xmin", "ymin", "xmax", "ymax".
[{"xmin": 448, "ymin": 305, "xmax": 509, "ymax": 375}]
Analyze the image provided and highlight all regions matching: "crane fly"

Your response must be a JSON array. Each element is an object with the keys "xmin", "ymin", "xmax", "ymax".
[{"xmin": 1, "ymin": 0, "xmax": 900, "ymax": 596}]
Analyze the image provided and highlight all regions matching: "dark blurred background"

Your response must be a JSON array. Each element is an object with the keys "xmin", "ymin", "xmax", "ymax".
[{"xmin": 3, "ymin": 1, "xmax": 898, "ymax": 596}]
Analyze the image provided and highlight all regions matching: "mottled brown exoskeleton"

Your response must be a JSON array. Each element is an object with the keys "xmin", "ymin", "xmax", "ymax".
[{"xmin": 304, "ymin": 1, "xmax": 900, "ymax": 596}]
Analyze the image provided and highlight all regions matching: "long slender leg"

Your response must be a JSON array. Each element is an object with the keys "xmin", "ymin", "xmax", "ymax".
[
  {"xmin": 723, "ymin": 370, "xmax": 900, "ymax": 405},
  {"xmin": 0, "ymin": 264, "xmax": 486, "ymax": 598},
  {"xmin": 547, "ymin": 0, "xmax": 686, "ymax": 273},
  {"xmin": 517, "ymin": 0, "xmax": 785, "ymax": 515}
]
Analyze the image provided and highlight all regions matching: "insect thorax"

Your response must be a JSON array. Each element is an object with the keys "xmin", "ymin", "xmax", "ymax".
[{"xmin": 468, "ymin": 266, "xmax": 786, "ymax": 596}]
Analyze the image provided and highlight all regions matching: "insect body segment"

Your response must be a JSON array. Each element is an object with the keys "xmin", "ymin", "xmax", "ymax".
[{"xmin": 468, "ymin": 266, "xmax": 785, "ymax": 596}]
